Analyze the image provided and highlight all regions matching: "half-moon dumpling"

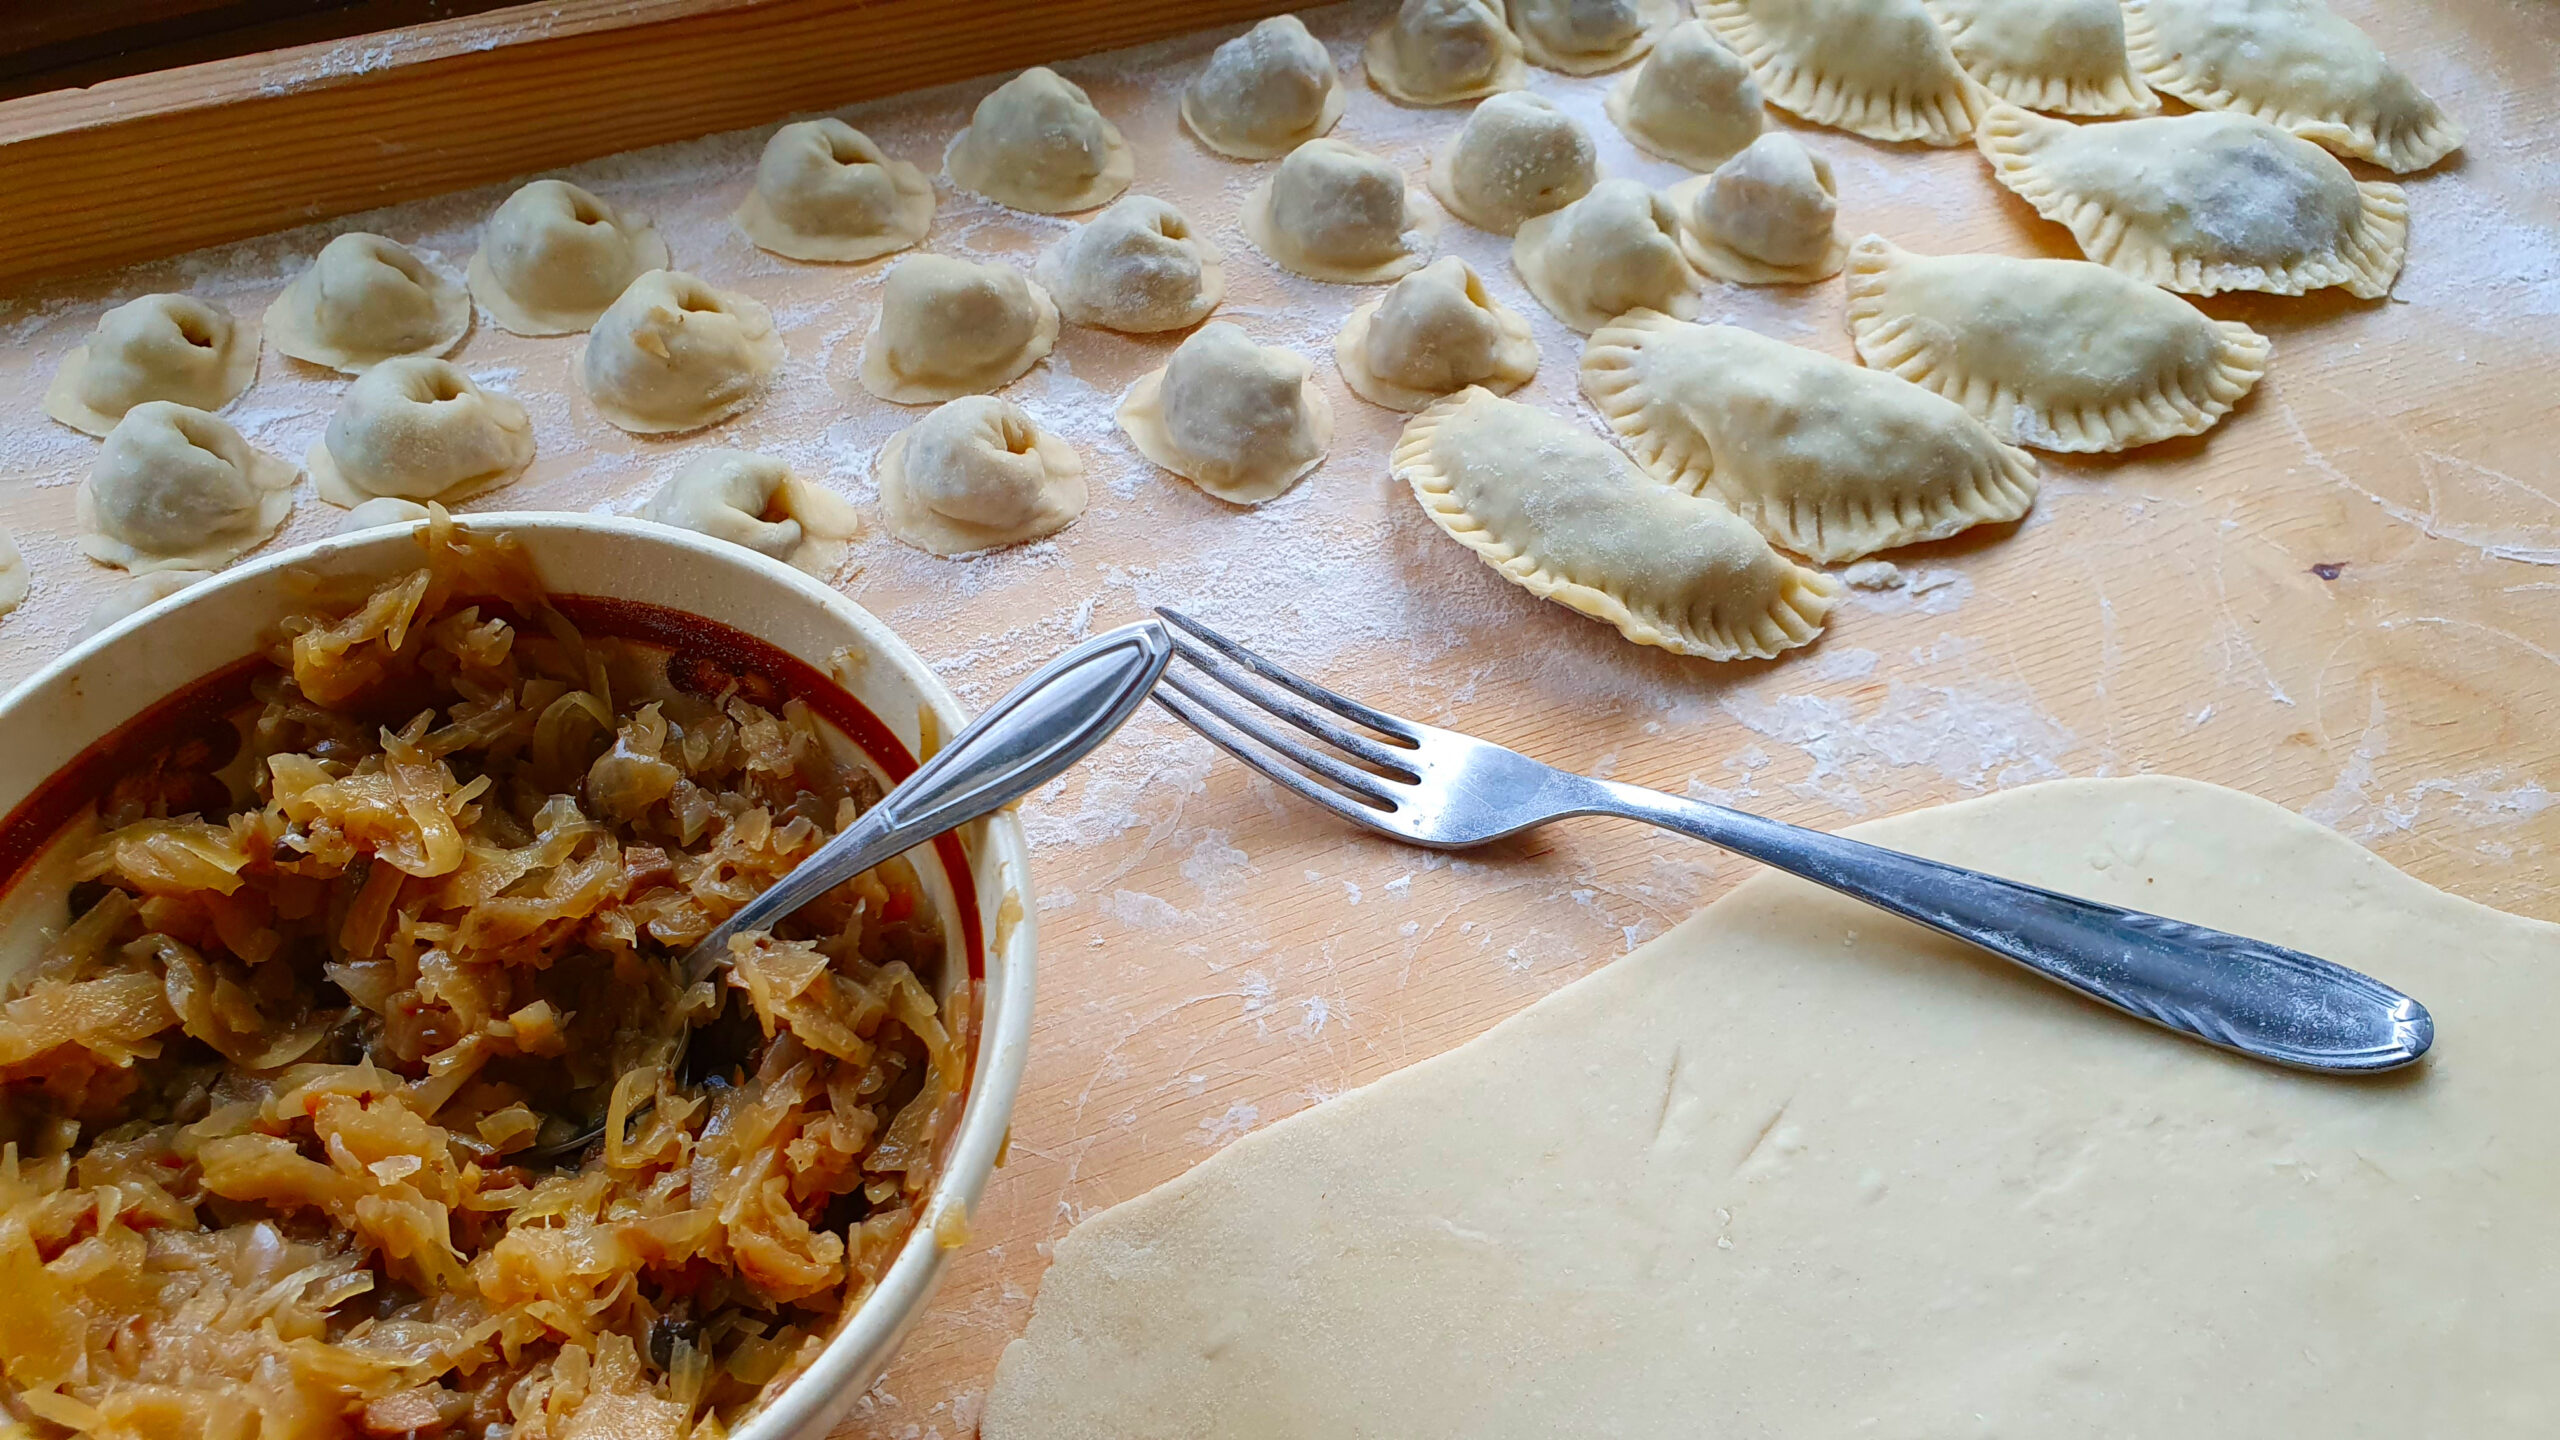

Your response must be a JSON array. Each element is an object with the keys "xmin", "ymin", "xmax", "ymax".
[
  {"xmin": 0, "ymin": 529, "xmax": 24, "ymax": 619},
  {"xmin": 1605, "ymin": 20, "xmax": 1766, "ymax": 172},
  {"xmin": 1117, "ymin": 323, "xmax": 1333, "ymax": 506},
  {"xmin": 83, "ymin": 570, "xmax": 212, "ymax": 639},
  {"xmin": 1183, "ymin": 16, "xmax": 1346, "ymax": 160},
  {"xmin": 1034, "ymin": 197, "xmax": 1226, "ymax": 334},
  {"xmin": 856, "ymin": 255, "xmax": 1059, "ymax": 404},
  {"xmin": 266, "ymin": 233, "xmax": 471, "ymax": 373},
  {"xmin": 734, "ymin": 119, "xmax": 934, "ymax": 263},
  {"xmin": 1428, "ymin": 93, "xmax": 1598, "ymax": 235},
  {"xmin": 580, "ymin": 270, "xmax": 784, "ymax": 432},
  {"xmin": 878, "ymin": 397, "xmax": 1089, "ymax": 555},
  {"xmin": 309, "ymin": 357, "xmax": 534, "ymax": 508},
  {"xmin": 1922, "ymin": 0, "xmax": 2156, "ymax": 117},
  {"xmin": 1334, "ymin": 258, "xmax": 1538, "ymax": 411},
  {"xmin": 1396, "ymin": 388, "xmax": 1835, "ymax": 659},
  {"xmin": 1843, "ymin": 235, "xmax": 2270, "ymax": 453},
  {"xmin": 1363, "ymin": 0, "xmax": 1527, "ymax": 107},
  {"xmin": 1512, "ymin": 179, "xmax": 1698, "ymax": 333},
  {"xmin": 1581, "ymin": 310, "xmax": 2040, "ymax": 563},
  {"xmin": 78, "ymin": 403, "xmax": 296, "ymax": 574},
  {"xmin": 1243, "ymin": 139, "xmax": 1437, "ymax": 284},
  {"xmin": 2121, "ymin": 0, "xmax": 2462, "ymax": 173},
  {"xmin": 946, "ymin": 67, "xmax": 1135, "ymax": 214},
  {"xmin": 45, "ymin": 294, "xmax": 259, "ymax": 437},
  {"xmin": 637, "ymin": 450, "xmax": 858, "ymax": 571},
  {"xmin": 1976, "ymin": 104, "xmax": 2407, "ymax": 298},
  {"xmin": 340, "ymin": 497, "xmax": 434, "ymax": 533},
  {"xmin": 1666, "ymin": 132, "xmax": 1847, "ymax": 284},
  {"xmin": 1511, "ymin": 0, "xmax": 1678, "ymax": 75},
  {"xmin": 468, "ymin": 180, "xmax": 670, "ymax": 336},
  {"xmin": 1699, "ymin": 0, "xmax": 1988, "ymax": 145}
]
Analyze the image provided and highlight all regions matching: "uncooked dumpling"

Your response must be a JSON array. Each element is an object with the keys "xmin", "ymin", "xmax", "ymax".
[
  {"xmin": 44, "ymin": 294, "xmax": 259, "ymax": 437},
  {"xmin": 1033, "ymin": 197, "xmax": 1225, "ymax": 334},
  {"xmin": 0, "ymin": 529, "xmax": 24, "ymax": 619},
  {"xmin": 2122, "ymin": 0, "xmax": 2462, "ymax": 173},
  {"xmin": 1605, "ymin": 20, "xmax": 1767, "ymax": 171},
  {"xmin": 580, "ymin": 269, "xmax": 784, "ymax": 432},
  {"xmin": 77, "ymin": 402, "xmax": 296, "ymax": 574},
  {"xmin": 856, "ymin": 255, "xmax": 1059, "ymax": 404},
  {"xmin": 82, "ymin": 570, "xmax": 211, "ymax": 639},
  {"xmin": 1334, "ymin": 258, "xmax": 1538, "ymax": 412},
  {"xmin": 1243, "ymin": 139, "xmax": 1437, "ymax": 284},
  {"xmin": 266, "ymin": 232, "xmax": 471, "ymax": 373},
  {"xmin": 468, "ymin": 179, "xmax": 670, "ymax": 336},
  {"xmin": 637, "ymin": 450, "xmax": 858, "ymax": 571},
  {"xmin": 1183, "ymin": 15, "xmax": 1346, "ymax": 160},
  {"xmin": 339, "ymin": 497, "xmax": 434, "ymax": 532},
  {"xmin": 309, "ymin": 357, "xmax": 534, "ymax": 508},
  {"xmin": 878, "ymin": 397, "xmax": 1089, "ymax": 555},
  {"xmin": 1428, "ymin": 93, "xmax": 1597, "ymax": 235},
  {"xmin": 1363, "ymin": 0, "xmax": 1527, "ymax": 107},
  {"xmin": 735, "ymin": 119, "xmax": 934, "ymax": 263},
  {"xmin": 1699, "ymin": 0, "xmax": 1988, "ymax": 145},
  {"xmin": 946, "ymin": 67, "xmax": 1135, "ymax": 214},
  {"xmin": 1511, "ymin": 0, "xmax": 1677, "ymax": 75},
  {"xmin": 1511, "ymin": 178, "xmax": 1698, "ymax": 333},
  {"xmin": 1922, "ymin": 0, "xmax": 2156, "ymax": 117},
  {"xmin": 1117, "ymin": 323, "xmax": 1333, "ymax": 506},
  {"xmin": 1666, "ymin": 132, "xmax": 1847, "ymax": 284}
]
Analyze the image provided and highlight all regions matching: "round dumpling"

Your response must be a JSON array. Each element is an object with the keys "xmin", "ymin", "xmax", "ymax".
[
  {"xmin": 1428, "ymin": 92, "xmax": 1597, "ymax": 235},
  {"xmin": 1242, "ymin": 139, "xmax": 1438, "ymax": 284},
  {"xmin": 878, "ymin": 397, "xmax": 1089, "ymax": 555},
  {"xmin": 1510, "ymin": 0, "xmax": 1675, "ymax": 74},
  {"xmin": 1335, "ymin": 257, "xmax": 1538, "ymax": 411},
  {"xmin": 467, "ymin": 180, "xmax": 669, "ymax": 336},
  {"xmin": 580, "ymin": 270, "xmax": 783, "ymax": 434},
  {"xmin": 339, "ymin": 497, "xmax": 435, "ymax": 532},
  {"xmin": 83, "ymin": 569, "xmax": 213, "ymax": 639},
  {"xmin": 266, "ymin": 232, "xmax": 470, "ymax": 373},
  {"xmin": 1606, "ymin": 20, "xmax": 1765, "ymax": 171},
  {"xmin": 78, "ymin": 402, "xmax": 296, "ymax": 574},
  {"xmin": 946, "ymin": 67, "xmax": 1135, "ymax": 214},
  {"xmin": 309, "ymin": 357, "xmax": 535, "ymax": 508},
  {"xmin": 1668, "ymin": 132, "xmax": 1847, "ymax": 284},
  {"xmin": 1183, "ymin": 15, "xmax": 1346, "ymax": 160},
  {"xmin": 44, "ymin": 294, "xmax": 259, "ymax": 437},
  {"xmin": 735, "ymin": 119, "xmax": 934, "ymax": 263},
  {"xmin": 1364, "ymin": 0, "xmax": 1527, "ymax": 107},
  {"xmin": 1511, "ymin": 178, "xmax": 1699, "ymax": 332},
  {"xmin": 1117, "ymin": 322, "xmax": 1333, "ymax": 506},
  {"xmin": 856, "ymin": 254, "xmax": 1059, "ymax": 404},
  {"xmin": 1033, "ymin": 197, "xmax": 1225, "ymax": 334},
  {"xmin": 637, "ymin": 450, "xmax": 858, "ymax": 571}
]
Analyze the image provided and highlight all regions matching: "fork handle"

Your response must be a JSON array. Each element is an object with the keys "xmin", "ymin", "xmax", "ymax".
[{"xmin": 1588, "ymin": 781, "xmax": 2432, "ymax": 1072}]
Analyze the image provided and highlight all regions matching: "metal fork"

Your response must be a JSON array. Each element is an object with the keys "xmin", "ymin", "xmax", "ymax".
[{"xmin": 1147, "ymin": 608, "xmax": 2433, "ymax": 1074}]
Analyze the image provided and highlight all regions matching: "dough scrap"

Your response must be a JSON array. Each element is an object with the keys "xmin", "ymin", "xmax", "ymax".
[
  {"xmin": 1033, "ymin": 196, "xmax": 1225, "ymax": 335},
  {"xmin": 83, "ymin": 570, "xmax": 213, "ymax": 639},
  {"xmin": 309, "ymin": 357, "xmax": 535, "ymax": 508},
  {"xmin": 469, "ymin": 179, "xmax": 670, "ymax": 336},
  {"xmin": 1604, "ymin": 20, "xmax": 1766, "ymax": 172},
  {"xmin": 1117, "ymin": 323, "xmax": 1332, "ymax": 506},
  {"xmin": 338, "ymin": 497, "xmax": 434, "ymax": 533},
  {"xmin": 856, "ymin": 255, "xmax": 1059, "ymax": 404},
  {"xmin": 1510, "ymin": 0, "xmax": 1678, "ymax": 76},
  {"xmin": 734, "ymin": 119, "xmax": 934, "ymax": 263},
  {"xmin": 0, "ymin": 529, "xmax": 24, "ymax": 619},
  {"xmin": 1395, "ymin": 387, "xmax": 1835, "ymax": 658},
  {"xmin": 1362, "ymin": 0, "xmax": 1527, "ymax": 107},
  {"xmin": 579, "ymin": 269, "xmax": 784, "ymax": 433},
  {"xmin": 1698, "ymin": 0, "xmax": 1988, "ymax": 146},
  {"xmin": 1665, "ymin": 132, "xmax": 1847, "ymax": 284},
  {"xmin": 1334, "ymin": 258, "xmax": 1538, "ymax": 412},
  {"xmin": 266, "ymin": 232, "xmax": 471, "ymax": 374},
  {"xmin": 1844, "ymin": 235, "xmax": 2271, "ymax": 453},
  {"xmin": 1511, "ymin": 178, "xmax": 1698, "ymax": 334},
  {"xmin": 1976, "ymin": 103, "xmax": 2407, "ymax": 299},
  {"xmin": 1582, "ymin": 310, "xmax": 2039, "ymax": 562},
  {"xmin": 637, "ymin": 450, "xmax": 858, "ymax": 573},
  {"xmin": 78, "ymin": 402, "xmax": 296, "ymax": 575},
  {"xmin": 1182, "ymin": 15, "xmax": 1346, "ymax": 160},
  {"xmin": 877, "ymin": 397, "xmax": 1088, "ymax": 556},
  {"xmin": 2122, "ymin": 0, "xmax": 2463, "ymax": 173},
  {"xmin": 946, "ymin": 67, "xmax": 1135, "ymax": 214},
  {"xmin": 1427, "ymin": 93, "xmax": 1598, "ymax": 236},
  {"xmin": 1242, "ymin": 139, "xmax": 1437, "ymax": 285},
  {"xmin": 1920, "ymin": 0, "xmax": 2156, "ymax": 117},
  {"xmin": 44, "ymin": 294, "xmax": 259, "ymax": 437}
]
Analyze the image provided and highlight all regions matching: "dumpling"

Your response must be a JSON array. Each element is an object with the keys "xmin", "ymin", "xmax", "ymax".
[
  {"xmin": 1334, "ymin": 258, "xmax": 1538, "ymax": 411},
  {"xmin": 1921, "ymin": 0, "xmax": 2156, "ymax": 117},
  {"xmin": 468, "ymin": 179, "xmax": 669, "ymax": 336},
  {"xmin": 1395, "ymin": 388, "xmax": 1835, "ymax": 659},
  {"xmin": 1605, "ymin": 20, "xmax": 1766, "ymax": 172},
  {"xmin": 78, "ymin": 402, "xmax": 296, "ymax": 574},
  {"xmin": 580, "ymin": 270, "xmax": 784, "ymax": 432},
  {"xmin": 266, "ymin": 233, "xmax": 471, "ymax": 373},
  {"xmin": 1511, "ymin": 0, "xmax": 1678, "ymax": 75},
  {"xmin": 1698, "ymin": 0, "xmax": 1988, "ymax": 145},
  {"xmin": 1242, "ymin": 139, "xmax": 1437, "ymax": 284},
  {"xmin": 878, "ymin": 397, "xmax": 1089, "ymax": 555},
  {"xmin": 946, "ymin": 67, "xmax": 1135, "ymax": 214},
  {"xmin": 309, "ymin": 357, "xmax": 534, "ymax": 508},
  {"xmin": 637, "ymin": 450, "xmax": 858, "ymax": 571},
  {"xmin": 1427, "ymin": 93, "xmax": 1598, "ymax": 236},
  {"xmin": 1843, "ymin": 235, "xmax": 2270, "ymax": 453},
  {"xmin": 83, "ymin": 570, "xmax": 212, "ymax": 639},
  {"xmin": 1511, "ymin": 178, "xmax": 1698, "ymax": 333},
  {"xmin": 1665, "ymin": 132, "xmax": 1847, "ymax": 284},
  {"xmin": 2122, "ymin": 0, "xmax": 2462, "ymax": 173},
  {"xmin": 1033, "ymin": 197, "xmax": 1225, "ymax": 334},
  {"xmin": 1975, "ymin": 103, "xmax": 2408, "ymax": 298},
  {"xmin": 339, "ymin": 497, "xmax": 434, "ymax": 532},
  {"xmin": 0, "ymin": 529, "xmax": 24, "ymax": 619},
  {"xmin": 44, "ymin": 294, "xmax": 259, "ymax": 437},
  {"xmin": 1183, "ymin": 16, "xmax": 1346, "ymax": 160},
  {"xmin": 856, "ymin": 255, "xmax": 1059, "ymax": 404},
  {"xmin": 1117, "ymin": 323, "xmax": 1333, "ymax": 506},
  {"xmin": 1363, "ymin": 0, "xmax": 1527, "ymax": 107},
  {"xmin": 1581, "ymin": 310, "xmax": 2040, "ymax": 563},
  {"xmin": 734, "ymin": 119, "xmax": 934, "ymax": 263}
]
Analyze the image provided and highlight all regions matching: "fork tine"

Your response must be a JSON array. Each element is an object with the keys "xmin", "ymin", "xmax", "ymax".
[
  {"xmin": 1150, "ymin": 690, "xmax": 1398, "ymax": 826},
  {"xmin": 1154, "ymin": 608, "xmax": 1422, "ymax": 743},
  {"xmin": 1162, "ymin": 633, "xmax": 1421, "ymax": 779},
  {"xmin": 1156, "ymin": 668, "xmax": 1401, "ymax": 808}
]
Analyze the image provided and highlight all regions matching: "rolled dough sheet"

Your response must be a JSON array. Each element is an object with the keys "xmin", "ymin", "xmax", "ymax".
[{"xmin": 982, "ymin": 776, "xmax": 2560, "ymax": 1438}]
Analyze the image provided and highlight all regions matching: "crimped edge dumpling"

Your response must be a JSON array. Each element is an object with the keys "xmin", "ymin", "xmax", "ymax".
[
  {"xmin": 2121, "ymin": 0, "xmax": 2463, "ymax": 173},
  {"xmin": 1697, "ymin": 0, "xmax": 1988, "ymax": 146},
  {"xmin": 1919, "ymin": 0, "xmax": 2158, "ymax": 117}
]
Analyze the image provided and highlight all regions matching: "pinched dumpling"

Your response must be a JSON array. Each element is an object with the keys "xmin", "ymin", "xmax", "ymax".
[
  {"xmin": 1511, "ymin": 0, "xmax": 1678, "ymax": 75},
  {"xmin": 1335, "ymin": 258, "xmax": 1538, "ymax": 411},
  {"xmin": 82, "ymin": 570, "xmax": 213, "ymax": 639},
  {"xmin": 44, "ymin": 294, "xmax": 259, "ymax": 437},
  {"xmin": 1512, "ymin": 179, "xmax": 1698, "ymax": 333},
  {"xmin": 2122, "ymin": 0, "xmax": 2462, "ymax": 173},
  {"xmin": 1581, "ymin": 311, "xmax": 2040, "ymax": 563},
  {"xmin": 1666, "ymin": 132, "xmax": 1846, "ymax": 284},
  {"xmin": 1243, "ymin": 139, "xmax": 1437, "ymax": 284},
  {"xmin": 947, "ymin": 67, "xmax": 1135, "ymax": 214},
  {"xmin": 1034, "ymin": 197, "xmax": 1226, "ymax": 334},
  {"xmin": 1428, "ymin": 93, "xmax": 1597, "ymax": 235},
  {"xmin": 581, "ymin": 270, "xmax": 784, "ymax": 432},
  {"xmin": 1183, "ymin": 15, "xmax": 1346, "ymax": 160},
  {"xmin": 637, "ymin": 450, "xmax": 858, "ymax": 570},
  {"xmin": 468, "ymin": 180, "xmax": 670, "ymax": 336},
  {"xmin": 1923, "ymin": 0, "xmax": 2156, "ymax": 117},
  {"xmin": 78, "ymin": 403, "xmax": 296, "ymax": 574},
  {"xmin": 339, "ymin": 497, "xmax": 434, "ymax": 532},
  {"xmin": 309, "ymin": 357, "xmax": 534, "ymax": 508},
  {"xmin": 857, "ymin": 255, "xmax": 1059, "ymax": 404},
  {"xmin": 1118, "ymin": 323, "xmax": 1333, "ymax": 506},
  {"xmin": 1396, "ymin": 388, "xmax": 1834, "ymax": 659},
  {"xmin": 1976, "ymin": 103, "xmax": 2407, "ymax": 297},
  {"xmin": 878, "ymin": 397, "xmax": 1089, "ymax": 555},
  {"xmin": 1700, "ymin": 0, "xmax": 1988, "ymax": 145},
  {"xmin": 267, "ymin": 233, "xmax": 471, "ymax": 373},
  {"xmin": 735, "ymin": 119, "xmax": 934, "ymax": 263},
  {"xmin": 1363, "ymin": 0, "xmax": 1527, "ymax": 107},
  {"xmin": 1605, "ymin": 21, "xmax": 1766, "ymax": 172}
]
